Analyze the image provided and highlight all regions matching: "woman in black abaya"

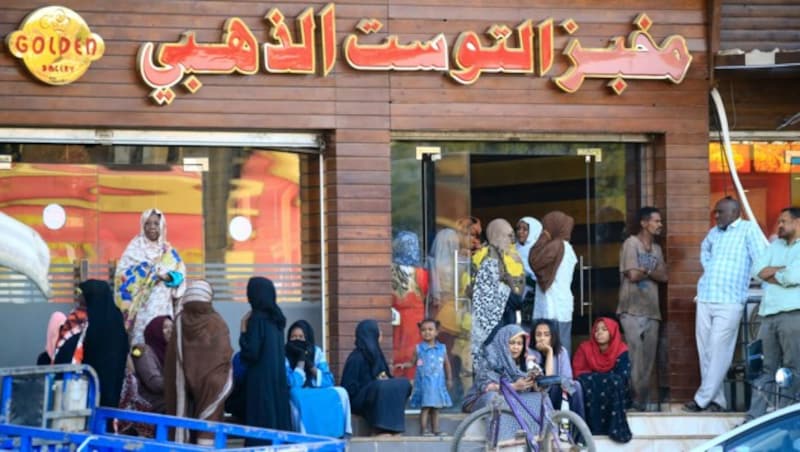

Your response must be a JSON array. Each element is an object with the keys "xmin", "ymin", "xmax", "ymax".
[
  {"xmin": 341, "ymin": 319, "xmax": 412, "ymax": 435},
  {"xmin": 81, "ymin": 279, "xmax": 129, "ymax": 409},
  {"xmin": 239, "ymin": 276, "xmax": 292, "ymax": 445}
]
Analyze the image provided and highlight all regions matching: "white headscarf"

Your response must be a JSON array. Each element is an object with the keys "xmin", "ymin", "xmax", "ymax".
[
  {"xmin": 429, "ymin": 228, "xmax": 459, "ymax": 301},
  {"xmin": 515, "ymin": 216, "xmax": 542, "ymax": 279}
]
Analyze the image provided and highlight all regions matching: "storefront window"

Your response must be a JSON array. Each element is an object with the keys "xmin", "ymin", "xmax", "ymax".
[
  {"xmin": 709, "ymin": 141, "xmax": 800, "ymax": 236},
  {"xmin": 0, "ymin": 144, "xmax": 318, "ymax": 303}
]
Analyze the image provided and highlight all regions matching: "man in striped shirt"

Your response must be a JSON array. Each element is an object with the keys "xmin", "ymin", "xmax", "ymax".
[{"xmin": 683, "ymin": 197, "xmax": 767, "ymax": 412}]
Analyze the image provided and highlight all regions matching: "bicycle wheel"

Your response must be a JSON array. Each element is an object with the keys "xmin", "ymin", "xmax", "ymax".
[
  {"xmin": 541, "ymin": 410, "xmax": 596, "ymax": 452},
  {"xmin": 452, "ymin": 406, "xmax": 531, "ymax": 452}
]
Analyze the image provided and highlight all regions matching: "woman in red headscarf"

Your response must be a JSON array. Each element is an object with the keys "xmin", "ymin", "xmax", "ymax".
[{"xmin": 572, "ymin": 317, "xmax": 632, "ymax": 443}]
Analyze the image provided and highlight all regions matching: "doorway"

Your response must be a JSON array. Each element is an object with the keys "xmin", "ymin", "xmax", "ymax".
[{"xmin": 390, "ymin": 140, "xmax": 641, "ymax": 406}]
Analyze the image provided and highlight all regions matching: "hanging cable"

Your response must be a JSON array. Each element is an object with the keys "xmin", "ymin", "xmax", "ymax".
[{"xmin": 709, "ymin": 88, "xmax": 768, "ymax": 245}]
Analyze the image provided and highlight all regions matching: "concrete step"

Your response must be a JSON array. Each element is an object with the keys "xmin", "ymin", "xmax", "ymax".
[
  {"xmin": 353, "ymin": 406, "xmax": 745, "ymax": 438},
  {"xmin": 349, "ymin": 435, "xmax": 716, "ymax": 452},
  {"xmin": 348, "ymin": 406, "xmax": 744, "ymax": 451}
]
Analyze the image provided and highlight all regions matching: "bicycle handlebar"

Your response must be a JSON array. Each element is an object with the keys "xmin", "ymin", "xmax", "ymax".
[{"xmin": 534, "ymin": 375, "xmax": 562, "ymax": 387}]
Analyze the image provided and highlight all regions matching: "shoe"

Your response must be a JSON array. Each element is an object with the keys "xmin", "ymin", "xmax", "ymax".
[
  {"xmin": 422, "ymin": 431, "xmax": 434, "ymax": 437},
  {"xmin": 682, "ymin": 400, "xmax": 705, "ymax": 412},
  {"xmin": 706, "ymin": 402, "xmax": 724, "ymax": 412},
  {"xmin": 435, "ymin": 432, "xmax": 448, "ymax": 437}
]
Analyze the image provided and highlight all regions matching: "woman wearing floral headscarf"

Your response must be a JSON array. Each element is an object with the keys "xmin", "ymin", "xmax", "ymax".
[
  {"xmin": 470, "ymin": 219, "xmax": 525, "ymax": 376},
  {"xmin": 115, "ymin": 208, "xmax": 186, "ymax": 345},
  {"xmin": 52, "ymin": 300, "xmax": 89, "ymax": 365},
  {"xmin": 391, "ymin": 231, "xmax": 428, "ymax": 380}
]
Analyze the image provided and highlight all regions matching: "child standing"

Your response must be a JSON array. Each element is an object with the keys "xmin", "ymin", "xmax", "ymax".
[{"xmin": 399, "ymin": 318, "xmax": 453, "ymax": 436}]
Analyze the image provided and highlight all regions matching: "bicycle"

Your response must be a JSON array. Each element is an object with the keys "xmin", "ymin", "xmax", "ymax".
[{"xmin": 452, "ymin": 375, "xmax": 596, "ymax": 452}]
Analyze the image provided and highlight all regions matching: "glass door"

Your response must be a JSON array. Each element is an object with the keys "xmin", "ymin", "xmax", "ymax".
[
  {"xmin": 392, "ymin": 140, "xmax": 635, "ymax": 405},
  {"xmin": 792, "ymin": 155, "xmax": 800, "ymax": 205}
]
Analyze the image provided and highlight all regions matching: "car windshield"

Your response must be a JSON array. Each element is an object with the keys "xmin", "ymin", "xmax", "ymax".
[{"xmin": 725, "ymin": 411, "xmax": 800, "ymax": 451}]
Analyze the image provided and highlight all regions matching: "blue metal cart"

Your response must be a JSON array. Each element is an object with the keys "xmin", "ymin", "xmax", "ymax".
[{"xmin": 0, "ymin": 365, "xmax": 345, "ymax": 451}]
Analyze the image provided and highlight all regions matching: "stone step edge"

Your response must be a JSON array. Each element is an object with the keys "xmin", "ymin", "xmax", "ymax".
[
  {"xmin": 349, "ymin": 433, "xmax": 718, "ymax": 442},
  {"xmin": 628, "ymin": 412, "xmax": 744, "ymax": 417},
  {"xmin": 384, "ymin": 411, "xmax": 746, "ymax": 419}
]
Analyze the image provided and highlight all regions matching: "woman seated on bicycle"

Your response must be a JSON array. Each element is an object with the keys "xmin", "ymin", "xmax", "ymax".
[
  {"xmin": 528, "ymin": 318, "xmax": 585, "ymax": 420},
  {"xmin": 572, "ymin": 317, "xmax": 632, "ymax": 443},
  {"xmin": 462, "ymin": 324, "xmax": 555, "ymax": 424}
]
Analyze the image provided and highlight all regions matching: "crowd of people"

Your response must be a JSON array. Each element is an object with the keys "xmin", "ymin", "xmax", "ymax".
[{"xmin": 37, "ymin": 202, "xmax": 800, "ymax": 443}]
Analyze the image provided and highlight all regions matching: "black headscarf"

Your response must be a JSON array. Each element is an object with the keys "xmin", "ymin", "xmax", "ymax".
[
  {"xmin": 241, "ymin": 276, "xmax": 292, "ymax": 442},
  {"xmin": 246, "ymin": 277, "xmax": 286, "ymax": 329},
  {"xmin": 80, "ymin": 279, "xmax": 129, "ymax": 408},
  {"xmin": 355, "ymin": 320, "xmax": 390, "ymax": 378},
  {"xmin": 286, "ymin": 320, "xmax": 315, "ymax": 383}
]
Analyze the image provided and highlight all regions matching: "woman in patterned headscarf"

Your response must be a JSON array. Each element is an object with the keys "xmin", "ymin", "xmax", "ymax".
[
  {"xmin": 470, "ymin": 219, "xmax": 526, "ymax": 376},
  {"xmin": 462, "ymin": 324, "xmax": 556, "ymax": 441},
  {"xmin": 115, "ymin": 208, "xmax": 186, "ymax": 345},
  {"xmin": 391, "ymin": 231, "xmax": 428, "ymax": 380}
]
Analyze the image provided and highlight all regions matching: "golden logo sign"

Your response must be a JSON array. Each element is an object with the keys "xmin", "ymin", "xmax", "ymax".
[{"xmin": 6, "ymin": 6, "xmax": 105, "ymax": 85}]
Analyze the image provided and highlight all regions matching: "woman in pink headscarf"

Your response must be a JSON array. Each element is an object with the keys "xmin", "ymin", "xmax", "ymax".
[{"xmin": 37, "ymin": 311, "xmax": 67, "ymax": 365}]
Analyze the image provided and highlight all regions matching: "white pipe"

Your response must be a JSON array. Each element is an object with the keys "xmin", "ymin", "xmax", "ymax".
[
  {"xmin": 710, "ymin": 88, "xmax": 769, "ymax": 245},
  {"xmin": 319, "ymin": 151, "xmax": 328, "ymax": 354}
]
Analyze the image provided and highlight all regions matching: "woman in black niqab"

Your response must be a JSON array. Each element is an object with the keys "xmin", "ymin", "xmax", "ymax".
[
  {"xmin": 340, "ymin": 319, "xmax": 412, "ymax": 434},
  {"xmin": 285, "ymin": 319, "xmax": 315, "ymax": 386},
  {"xmin": 239, "ymin": 276, "xmax": 291, "ymax": 445}
]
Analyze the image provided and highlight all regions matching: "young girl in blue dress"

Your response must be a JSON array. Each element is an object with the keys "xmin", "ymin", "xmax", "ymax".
[{"xmin": 399, "ymin": 318, "xmax": 453, "ymax": 436}]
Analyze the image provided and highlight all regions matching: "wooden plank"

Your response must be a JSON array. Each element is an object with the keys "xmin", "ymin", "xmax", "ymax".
[
  {"xmin": 326, "ymin": 184, "xmax": 391, "ymax": 198},
  {"xmin": 327, "ymin": 157, "xmax": 391, "ymax": 172}
]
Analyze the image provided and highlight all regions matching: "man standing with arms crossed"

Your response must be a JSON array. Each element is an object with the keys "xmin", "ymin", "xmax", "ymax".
[
  {"xmin": 618, "ymin": 207, "xmax": 668, "ymax": 411},
  {"xmin": 684, "ymin": 197, "xmax": 766, "ymax": 412},
  {"xmin": 745, "ymin": 207, "xmax": 800, "ymax": 422}
]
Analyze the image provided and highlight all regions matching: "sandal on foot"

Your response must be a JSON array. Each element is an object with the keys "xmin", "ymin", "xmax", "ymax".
[
  {"xmin": 435, "ymin": 432, "xmax": 448, "ymax": 437},
  {"xmin": 422, "ymin": 431, "xmax": 434, "ymax": 437}
]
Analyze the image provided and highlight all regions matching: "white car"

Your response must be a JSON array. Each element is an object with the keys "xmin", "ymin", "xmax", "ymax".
[{"xmin": 691, "ymin": 403, "xmax": 800, "ymax": 452}]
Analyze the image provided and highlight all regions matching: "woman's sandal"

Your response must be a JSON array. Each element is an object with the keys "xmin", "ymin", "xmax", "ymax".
[
  {"xmin": 435, "ymin": 432, "xmax": 448, "ymax": 437},
  {"xmin": 422, "ymin": 430, "xmax": 434, "ymax": 437}
]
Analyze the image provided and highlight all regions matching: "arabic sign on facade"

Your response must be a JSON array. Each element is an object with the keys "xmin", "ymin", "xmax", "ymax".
[
  {"xmin": 6, "ymin": 6, "xmax": 105, "ymax": 85},
  {"xmin": 137, "ymin": 5, "xmax": 692, "ymax": 105}
]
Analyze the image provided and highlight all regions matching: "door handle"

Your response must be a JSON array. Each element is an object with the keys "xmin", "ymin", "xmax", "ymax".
[
  {"xmin": 579, "ymin": 256, "xmax": 593, "ymax": 316},
  {"xmin": 579, "ymin": 256, "xmax": 584, "ymax": 316}
]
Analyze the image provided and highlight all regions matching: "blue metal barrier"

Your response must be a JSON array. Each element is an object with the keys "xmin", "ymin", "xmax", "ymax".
[{"xmin": 0, "ymin": 365, "xmax": 345, "ymax": 451}]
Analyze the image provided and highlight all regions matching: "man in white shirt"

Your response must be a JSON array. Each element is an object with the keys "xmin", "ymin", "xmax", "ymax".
[{"xmin": 684, "ymin": 197, "xmax": 766, "ymax": 412}]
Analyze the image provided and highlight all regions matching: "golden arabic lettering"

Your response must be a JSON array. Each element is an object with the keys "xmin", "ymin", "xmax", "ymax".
[
  {"xmin": 344, "ymin": 19, "xmax": 448, "ymax": 71},
  {"xmin": 554, "ymin": 13, "xmax": 693, "ymax": 95},
  {"xmin": 136, "ymin": 7, "xmax": 692, "ymax": 105}
]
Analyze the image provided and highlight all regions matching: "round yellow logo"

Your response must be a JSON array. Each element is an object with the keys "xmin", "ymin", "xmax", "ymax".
[{"xmin": 6, "ymin": 6, "xmax": 104, "ymax": 85}]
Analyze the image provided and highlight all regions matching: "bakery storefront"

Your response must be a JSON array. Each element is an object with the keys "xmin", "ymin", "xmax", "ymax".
[{"xmin": 0, "ymin": 1, "xmax": 711, "ymax": 403}]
